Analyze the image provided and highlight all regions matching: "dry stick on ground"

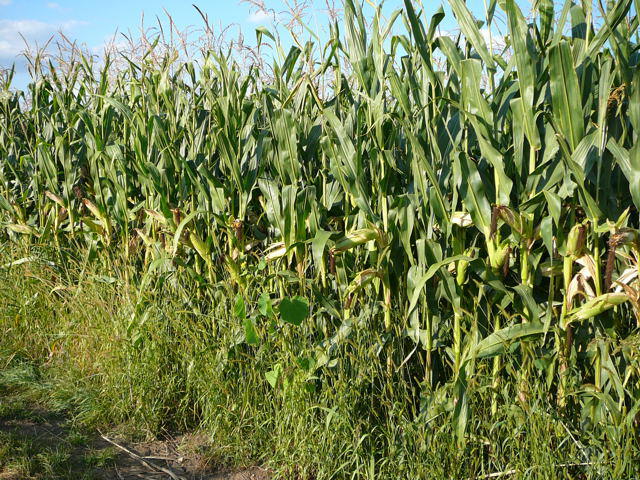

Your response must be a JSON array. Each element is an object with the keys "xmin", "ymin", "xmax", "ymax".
[
  {"xmin": 99, "ymin": 433, "xmax": 187, "ymax": 480},
  {"xmin": 469, "ymin": 463, "xmax": 595, "ymax": 480}
]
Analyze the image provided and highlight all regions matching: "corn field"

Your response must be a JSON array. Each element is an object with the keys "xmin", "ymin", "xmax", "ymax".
[{"xmin": 1, "ymin": 0, "xmax": 640, "ymax": 472}]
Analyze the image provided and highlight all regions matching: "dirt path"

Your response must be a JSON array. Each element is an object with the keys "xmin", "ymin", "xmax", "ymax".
[{"xmin": 0, "ymin": 407, "xmax": 270, "ymax": 480}]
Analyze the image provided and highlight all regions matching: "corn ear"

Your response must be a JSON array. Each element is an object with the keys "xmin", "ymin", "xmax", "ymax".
[
  {"xmin": 332, "ymin": 228, "xmax": 381, "ymax": 254},
  {"xmin": 562, "ymin": 293, "xmax": 629, "ymax": 328}
]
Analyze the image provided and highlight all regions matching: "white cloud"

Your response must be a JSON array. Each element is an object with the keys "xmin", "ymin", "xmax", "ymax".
[
  {"xmin": 247, "ymin": 10, "xmax": 273, "ymax": 24},
  {"xmin": 46, "ymin": 2, "xmax": 61, "ymax": 9},
  {"xmin": 0, "ymin": 0, "xmax": 12, "ymax": 6},
  {"xmin": 0, "ymin": 19, "xmax": 87, "ymax": 63}
]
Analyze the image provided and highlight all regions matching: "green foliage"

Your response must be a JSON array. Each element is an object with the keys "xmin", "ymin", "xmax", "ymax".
[
  {"xmin": 1, "ymin": 0, "xmax": 640, "ymax": 477},
  {"xmin": 279, "ymin": 296, "xmax": 309, "ymax": 326}
]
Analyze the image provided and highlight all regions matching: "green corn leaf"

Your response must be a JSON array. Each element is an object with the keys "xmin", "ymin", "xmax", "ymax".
[
  {"xmin": 580, "ymin": 0, "xmax": 632, "ymax": 63},
  {"xmin": 607, "ymin": 139, "xmax": 640, "ymax": 210},
  {"xmin": 535, "ymin": 0, "xmax": 554, "ymax": 44},
  {"xmin": 473, "ymin": 322, "xmax": 545, "ymax": 359},
  {"xmin": 312, "ymin": 230, "xmax": 333, "ymax": 275},
  {"xmin": 437, "ymin": 36, "xmax": 463, "ymax": 77},
  {"xmin": 407, "ymin": 255, "xmax": 473, "ymax": 316},
  {"xmin": 455, "ymin": 153, "xmax": 492, "ymax": 237},
  {"xmin": 549, "ymin": 41, "xmax": 584, "ymax": 151},
  {"xmin": 171, "ymin": 210, "xmax": 202, "ymax": 255},
  {"xmin": 505, "ymin": 0, "xmax": 541, "ymax": 149},
  {"xmin": 449, "ymin": 0, "xmax": 495, "ymax": 70},
  {"xmin": 460, "ymin": 59, "xmax": 513, "ymax": 204},
  {"xmin": 513, "ymin": 284, "xmax": 542, "ymax": 322},
  {"xmin": 403, "ymin": 0, "xmax": 430, "ymax": 67}
]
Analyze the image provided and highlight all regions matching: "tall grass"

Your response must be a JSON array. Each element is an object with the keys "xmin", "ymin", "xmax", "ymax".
[{"xmin": 1, "ymin": 0, "xmax": 640, "ymax": 477}]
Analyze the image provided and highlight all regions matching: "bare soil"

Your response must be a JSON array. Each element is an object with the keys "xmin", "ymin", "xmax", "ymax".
[{"xmin": 0, "ymin": 409, "xmax": 270, "ymax": 480}]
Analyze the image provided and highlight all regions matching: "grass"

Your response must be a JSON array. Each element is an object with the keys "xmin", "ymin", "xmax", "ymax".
[
  {"xmin": 1, "ymin": 245, "xmax": 638, "ymax": 479},
  {"xmin": 0, "ymin": 431, "xmax": 117, "ymax": 480},
  {"xmin": 0, "ymin": 364, "xmax": 118, "ymax": 480},
  {"xmin": 1, "ymin": 0, "xmax": 640, "ymax": 477}
]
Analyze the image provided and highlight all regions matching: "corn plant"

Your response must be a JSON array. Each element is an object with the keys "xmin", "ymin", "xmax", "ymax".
[{"xmin": 1, "ymin": 0, "xmax": 639, "ymax": 449}]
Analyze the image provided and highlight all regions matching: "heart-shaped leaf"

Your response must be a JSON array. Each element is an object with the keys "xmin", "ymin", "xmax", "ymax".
[
  {"xmin": 279, "ymin": 296, "xmax": 309, "ymax": 326},
  {"xmin": 234, "ymin": 294, "xmax": 246, "ymax": 319},
  {"xmin": 265, "ymin": 364, "xmax": 282, "ymax": 388},
  {"xmin": 244, "ymin": 317, "xmax": 259, "ymax": 345},
  {"xmin": 258, "ymin": 292, "xmax": 275, "ymax": 318}
]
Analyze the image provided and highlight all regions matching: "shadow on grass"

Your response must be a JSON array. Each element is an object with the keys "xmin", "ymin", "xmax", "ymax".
[
  {"xmin": 0, "ymin": 365, "xmax": 118, "ymax": 479},
  {"xmin": 0, "ymin": 363, "xmax": 270, "ymax": 480}
]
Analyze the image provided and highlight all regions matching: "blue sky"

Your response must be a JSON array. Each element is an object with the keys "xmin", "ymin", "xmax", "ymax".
[{"xmin": 0, "ymin": 0, "xmax": 508, "ymax": 88}]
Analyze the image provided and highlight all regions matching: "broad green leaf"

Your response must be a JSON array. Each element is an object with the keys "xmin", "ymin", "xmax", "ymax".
[
  {"xmin": 234, "ymin": 294, "xmax": 246, "ymax": 320},
  {"xmin": 244, "ymin": 317, "xmax": 259, "ymax": 345},
  {"xmin": 258, "ymin": 292, "xmax": 275, "ymax": 318},
  {"xmin": 407, "ymin": 255, "xmax": 472, "ymax": 316},
  {"xmin": 404, "ymin": 128, "xmax": 449, "ymax": 225},
  {"xmin": 473, "ymin": 322, "xmax": 545, "ymax": 359},
  {"xmin": 280, "ymin": 296, "xmax": 309, "ymax": 326},
  {"xmin": 549, "ymin": 41, "xmax": 584, "ymax": 151},
  {"xmin": 460, "ymin": 59, "xmax": 512, "ymax": 204},
  {"xmin": 403, "ymin": 0, "xmax": 430, "ymax": 68},
  {"xmin": 265, "ymin": 364, "xmax": 282, "ymax": 388},
  {"xmin": 449, "ymin": 0, "xmax": 495, "ymax": 70},
  {"xmin": 505, "ymin": 0, "xmax": 541, "ymax": 149},
  {"xmin": 255, "ymin": 26, "xmax": 276, "ymax": 46},
  {"xmin": 607, "ymin": 140, "xmax": 640, "ymax": 210},
  {"xmin": 171, "ymin": 210, "xmax": 203, "ymax": 255},
  {"xmin": 580, "ymin": 0, "xmax": 632, "ymax": 63},
  {"xmin": 513, "ymin": 284, "xmax": 542, "ymax": 322},
  {"xmin": 456, "ymin": 153, "xmax": 492, "ymax": 237},
  {"xmin": 536, "ymin": 0, "xmax": 554, "ymax": 43}
]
